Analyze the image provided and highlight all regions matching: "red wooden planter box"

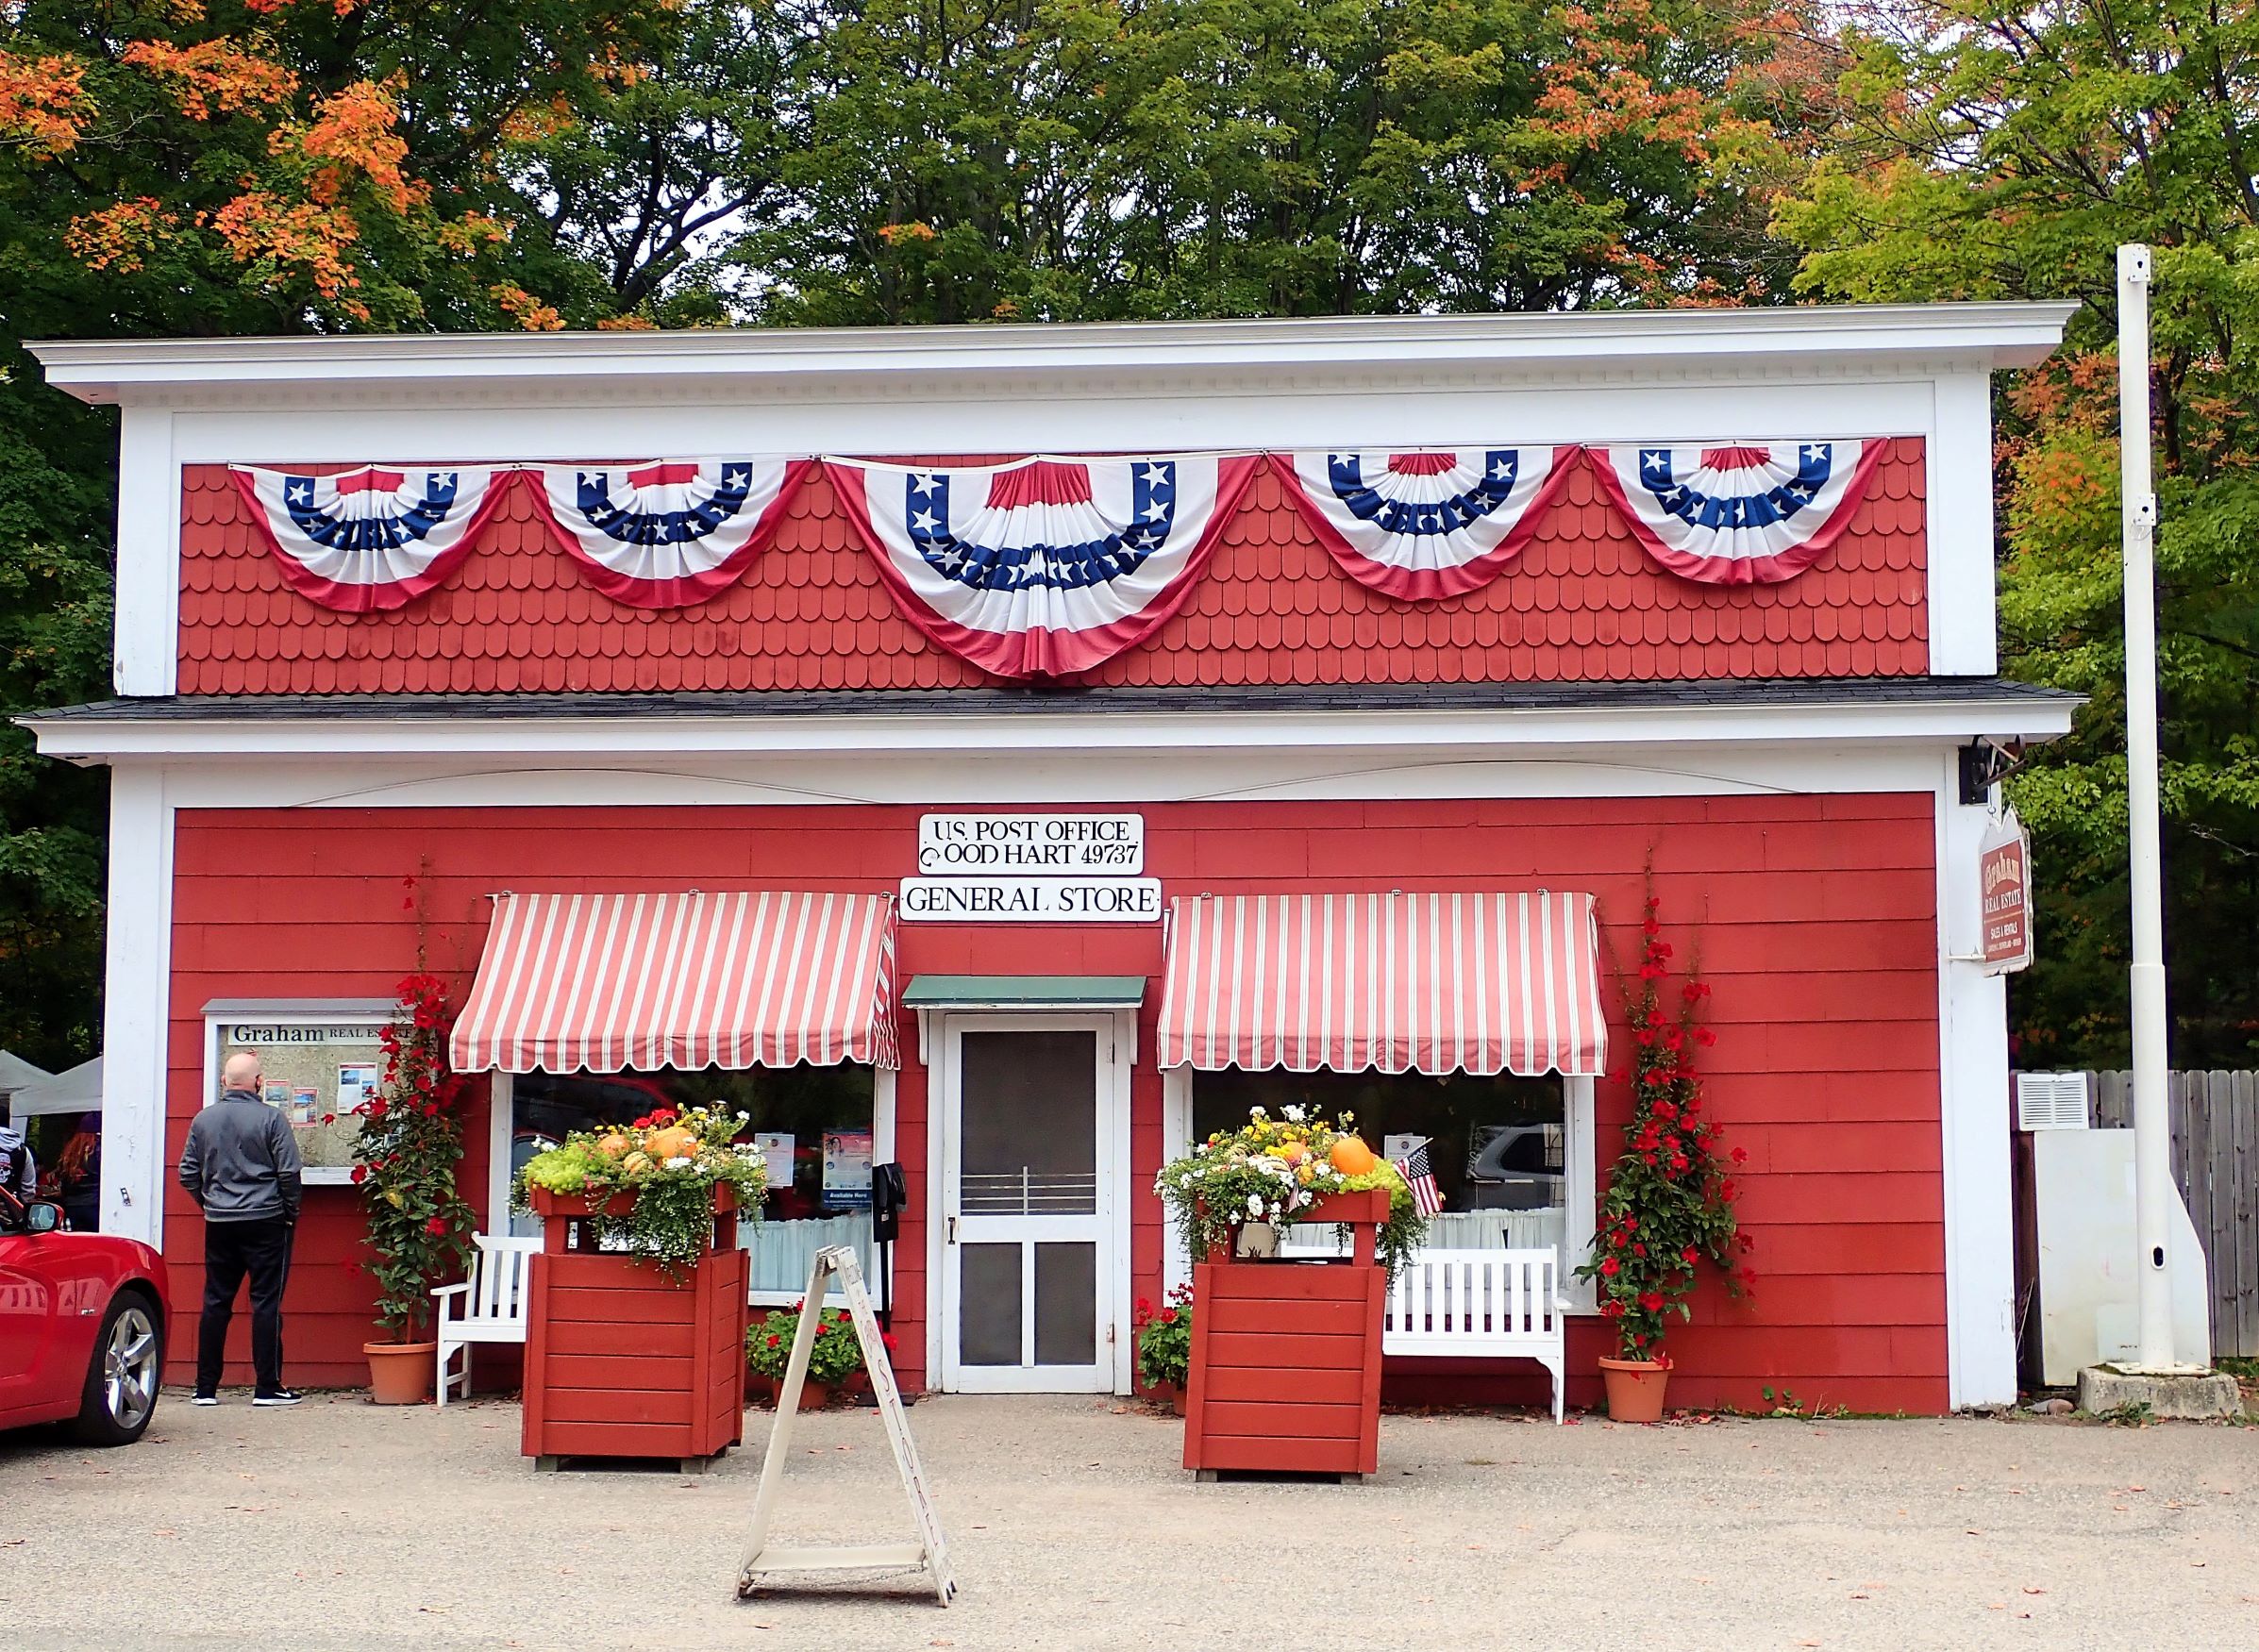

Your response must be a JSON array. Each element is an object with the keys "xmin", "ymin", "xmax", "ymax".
[
  {"xmin": 1183, "ymin": 1187, "xmax": 1389, "ymax": 1478},
  {"xmin": 523, "ymin": 1184, "xmax": 748, "ymax": 1469}
]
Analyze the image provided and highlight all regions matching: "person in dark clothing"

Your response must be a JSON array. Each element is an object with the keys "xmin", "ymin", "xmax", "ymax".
[
  {"xmin": 58, "ymin": 1113, "xmax": 100, "ymax": 1232},
  {"xmin": 178, "ymin": 1051, "xmax": 303, "ymax": 1406}
]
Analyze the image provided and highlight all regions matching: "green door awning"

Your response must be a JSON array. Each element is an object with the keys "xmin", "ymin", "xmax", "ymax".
[{"xmin": 901, "ymin": 975, "xmax": 1146, "ymax": 1010}]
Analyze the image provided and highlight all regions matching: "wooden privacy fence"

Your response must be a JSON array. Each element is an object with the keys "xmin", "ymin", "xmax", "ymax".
[{"xmin": 2083, "ymin": 1070, "xmax": 2258, "ymax": 1359}]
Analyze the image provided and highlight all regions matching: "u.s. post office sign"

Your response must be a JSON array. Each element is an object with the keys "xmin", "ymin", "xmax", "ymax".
[{"xmin": 916, "ymin": 813, "xmax": 1144, "ymax": 876}]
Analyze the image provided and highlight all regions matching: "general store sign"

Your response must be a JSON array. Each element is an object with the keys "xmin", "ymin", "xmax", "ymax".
[
  {"xmin": 1979, "ymin": 809, "xmax": 2033, "ymax": 975},
  {"xmin": 916, "ymin": 813, "xmax": 1144, "ymax": 875},
  {"xmin": 899, "ymin": 875, "xmax": 1163, "ymax": 924}
]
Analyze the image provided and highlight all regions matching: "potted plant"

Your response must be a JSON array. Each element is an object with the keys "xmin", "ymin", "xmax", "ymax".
[
  {"xmin": 1576, "ymin": 893, "xmax": 1755, "ymax": 1422},
  {"xmin": 1133, "ymin": 1285, "xmax": 1194, "ymax": 1414},
  {"xmin": 1157, "ymin": 1107, "xmax": 1425, "ymax": 1479},
  {"xmin": 748, "ymin": 1300, "xmax": 866, "ymax": 1410},
  {"xmin": 350, "ymin": 973, "xmax": 477, "ymax": 1405},
  {"xmin": 512, "ymin": 1108, "xmax": 767, "ymax": 1467}
]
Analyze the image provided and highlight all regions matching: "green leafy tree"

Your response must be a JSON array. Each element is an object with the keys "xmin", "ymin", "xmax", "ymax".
[
  {"xmin": 1774, "ymin": 0, "xmax": 2259, "ymax": 1067},
  {"xmin": 745, "ymin": 0, "xmax": 1831, "ymax": 325}
]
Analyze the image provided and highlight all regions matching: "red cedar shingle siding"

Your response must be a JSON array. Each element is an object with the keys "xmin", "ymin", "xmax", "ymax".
[{"xmin": 177, "ymin": 442, "xmax": 1929, "ymax": 693}]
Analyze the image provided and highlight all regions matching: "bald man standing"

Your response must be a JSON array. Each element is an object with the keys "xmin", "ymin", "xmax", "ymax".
[{"xmin": 179, "ymin": 1051, "xmax": 303, "ymax": 1406}]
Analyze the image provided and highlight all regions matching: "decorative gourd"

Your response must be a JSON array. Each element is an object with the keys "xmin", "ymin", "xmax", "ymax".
[
  {"xmin": 1327, "ymin": 1136, "xmax": 1378, "ymax": 1177},
  {"xmin": 644, "ymin": 1126, "xmax": 696, "ymax": 1161},
  {"xmin": 595, "ymin": 1132, "xmax": 631, "ymax": 1159},
  {"xmin": 621, "ymin": 1150, "xmax": 654, "ymax": 1176}
]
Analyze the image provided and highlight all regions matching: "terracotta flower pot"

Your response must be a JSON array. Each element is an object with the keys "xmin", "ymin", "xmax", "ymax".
[
  {"xmin": 1146, "ymin": 1379, "xmax": 1180, "ymax": 1412},
  {"xmin": 1598, "ymin": 1356, "xmax": 1668, "ymax": 1423},
  {"xmin": 795, "ymin": 1380, "xmax": 832, "ymax": 1411},
  {"xmin": 364, "ymin": 1340, "xmax": 437, "ymax": 1406}
]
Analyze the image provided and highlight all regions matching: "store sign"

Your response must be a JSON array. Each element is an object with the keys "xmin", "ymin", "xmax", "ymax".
[
  {"xmin": 227, "ymin": 1024, "xmax": 381, "ymax": 1045},
  {"xmin": 916, "ymin": 812, "xmax": 1144, "ymax": 875},
  {"xmin": 899, "ymin": 876, "xmax": 1163, "ymax": 924},
  {"xmin": 1979, "ymin": 809, "xmax": 2033, "ymax": 975}
]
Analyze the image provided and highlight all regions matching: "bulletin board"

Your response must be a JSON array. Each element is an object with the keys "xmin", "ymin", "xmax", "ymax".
[{"xmin": 202, "ymin": 1000, "xmax": 393, "ymax": 1188}]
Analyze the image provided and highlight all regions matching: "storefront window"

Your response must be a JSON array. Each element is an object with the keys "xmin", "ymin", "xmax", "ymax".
[
  {"xmin": 507, "ymin": 1063, "xmax": 878, "ymax": 1301},
  {"xmin": 1191, "ymin": 1068, "xmax": 1584, "ymax": 1260}
]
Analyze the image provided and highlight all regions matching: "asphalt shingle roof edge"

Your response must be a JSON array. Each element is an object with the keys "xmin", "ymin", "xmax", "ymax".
[{"xmin": 24, "ymin": 676, "xmax": 2083, "ymax": 723}]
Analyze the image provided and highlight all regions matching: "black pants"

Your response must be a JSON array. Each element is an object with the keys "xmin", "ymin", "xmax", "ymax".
[{"xmin": 197, "ymin": 1217, "xmax": 293, "ymax": 1396}]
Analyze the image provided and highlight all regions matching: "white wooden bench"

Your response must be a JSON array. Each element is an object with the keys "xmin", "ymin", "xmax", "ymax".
[
  {"xmin": 1381, "ymin": 1246, "xmax": 1569, "ymax": 1422},
  {"xmin": 431, "ymin": 1235, "xmax": 539, "ymax": 1407}
]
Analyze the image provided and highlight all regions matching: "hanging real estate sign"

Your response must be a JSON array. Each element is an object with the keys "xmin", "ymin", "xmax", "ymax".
[{"xmin": 1979, "ymin": 809, "xmax": 2033, "ymax": 975}]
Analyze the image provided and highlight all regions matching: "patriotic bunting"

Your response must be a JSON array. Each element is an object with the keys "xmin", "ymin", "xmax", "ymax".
[
  {"xmin": 227, "ymin": 439, "xmax": 1895, "ymax": 620},
  {"xmin": 1273, "ymin": 448, "xmax": 1577, "ymax": 599},
  {"xmin": 527, "ymin": 457, "xmax": 810, "ymax": 608},
  {"xmin": 228, "ymin": 464, "xmax": 511, "ymax": 612},
  {"xmin": 827, "ymin": 453, "xmax": 1261, "ymax": 678},
  {"xmin": 1587, "ymin": 441, "xmax": 1883, "ymax": 585}
]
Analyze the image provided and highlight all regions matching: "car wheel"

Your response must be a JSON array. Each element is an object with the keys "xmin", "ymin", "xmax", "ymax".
[{"xmin": 71, "ymin": 1291, "xmax": 163, "ymax": 1446}]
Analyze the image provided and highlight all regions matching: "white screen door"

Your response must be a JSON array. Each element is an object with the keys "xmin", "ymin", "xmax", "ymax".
[{"xmin": 939, "ymin": 1017, "xmax": 1119, "ymax": 1393}]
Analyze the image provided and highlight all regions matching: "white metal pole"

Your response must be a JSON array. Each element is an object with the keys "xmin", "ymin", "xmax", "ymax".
[{"xmin": 2117, "ymin": 242, "xmax": 2176, "ymax": 1371}]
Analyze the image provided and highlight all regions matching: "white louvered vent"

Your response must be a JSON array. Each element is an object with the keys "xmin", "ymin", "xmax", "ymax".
[{"xmin": 2016, "ymin": 1071, "xmax": 2091, "ymax": 1131}]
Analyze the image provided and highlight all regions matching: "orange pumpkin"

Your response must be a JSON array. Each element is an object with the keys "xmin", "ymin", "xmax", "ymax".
[
  {"xmin": 644, "ymin": 1126, "xmax": 697, "ymax": 1161},
  {"xmin": 1276, "ymin": 1142, "xmax": 1312, "ymax": 1167},
  {"xmin": 1327, "ymin": 1136, "xmax": 1378, "ymax": 1177},
  {"xmin": 595, "ymin": 1132, "xmax": 631, "ymax": 1159}
]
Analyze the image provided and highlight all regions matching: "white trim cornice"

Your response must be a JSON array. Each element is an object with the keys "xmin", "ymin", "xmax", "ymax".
[
  {"xmin": 24, "ymin": 694, "xmax": 2078, "ymax": 765},
  {"xmin": 29, "ymin": 304, "xmax": 2076, "ymax": 409}
]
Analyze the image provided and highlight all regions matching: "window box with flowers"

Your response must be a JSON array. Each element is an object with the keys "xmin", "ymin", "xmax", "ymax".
[
  {"xmin": 1576, "ymin": 893, "xmax": 1754, "ymax": 1423},
  {"xmin": 511, "ymin": 1106, "xmax": 767, "ymax": 1470},
  {"xmin": 1155, "ymin": 1107, "xmax": 1424, "ymax": 1479}
]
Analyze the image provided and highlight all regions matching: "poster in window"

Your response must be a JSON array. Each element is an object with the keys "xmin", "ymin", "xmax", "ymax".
[
  {"xmin": 752, "ymin": 1131, "xmax": 795, "ymax": 1192},
  {"xmin": 337, "ymin": 1062, "xmax": 380, "ymax": 1112},
  {"xmin": 822, "ymin": 1129, "xmax": 874, "ymax": 1210}
]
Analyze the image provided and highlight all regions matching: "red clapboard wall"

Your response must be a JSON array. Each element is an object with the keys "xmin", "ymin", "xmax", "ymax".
[
  {"xmin": 175, "ymin": 442, "xmax": 1929, "ymax": 694},
  {"xmin": 168, "ymin": 792, "xmax": 1946, "ymax": 1412}
]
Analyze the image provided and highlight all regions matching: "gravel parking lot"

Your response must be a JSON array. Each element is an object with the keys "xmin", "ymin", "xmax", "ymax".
[{"xmin": 4, "ymin": 1392, "xmax": 2255, "ymax": 1650}]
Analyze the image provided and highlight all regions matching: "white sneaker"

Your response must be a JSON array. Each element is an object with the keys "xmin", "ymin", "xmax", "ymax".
[
  {"xmin": 192, "ymin": 1394, "xmax": 219, "ymax": 1407},
  {"xmin": 251, "ymin": 1390, "xmax": 302, "ymax": 1407}
]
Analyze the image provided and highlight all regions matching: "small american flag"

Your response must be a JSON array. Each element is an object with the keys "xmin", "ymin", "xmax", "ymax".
[{"xmin": 1395, "ymin": 1139, "xmax": 1445, "ymax": 1216}]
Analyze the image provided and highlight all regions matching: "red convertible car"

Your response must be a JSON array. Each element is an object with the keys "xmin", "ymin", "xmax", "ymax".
[{"xmin": 0, "ymin": 1187, "xmax": 168, "ymax": 1444}]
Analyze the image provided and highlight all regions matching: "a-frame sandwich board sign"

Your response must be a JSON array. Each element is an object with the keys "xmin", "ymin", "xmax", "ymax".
[{"xmin": 737, "ymin": 1244, "xmax": 956, "ymax": 1607}]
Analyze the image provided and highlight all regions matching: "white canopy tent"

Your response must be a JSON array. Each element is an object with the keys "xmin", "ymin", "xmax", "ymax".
[
  {"xmin": 7, "ymin": 1056, "xmax": 102, "ymax": 1121},
  {"xmin": 0, "ymin": 1050, "xmax": 51, "ymax": 1104}
]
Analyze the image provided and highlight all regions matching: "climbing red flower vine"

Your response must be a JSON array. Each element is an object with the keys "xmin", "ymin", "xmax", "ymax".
[{"xmin": 1577, "ymin": 889, "xmax": 1753, "ymax": 1364}]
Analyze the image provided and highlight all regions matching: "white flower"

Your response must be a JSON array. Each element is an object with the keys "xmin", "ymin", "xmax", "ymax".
[
  {"xmin": 665, "ymin": 1155, "xmax": 693, "ymax": 1169},
  {"xmin": 1246, "ymin": 1193, "xmax": 1264, "ymax": 1216},
  {"xmin": 1282, "ymin": 1105, "xmax": 1305, "ymax": 1124},
  {"xmin": 1249, "ymin": 1107, "xmax": 1266, "ymax": 1118}
]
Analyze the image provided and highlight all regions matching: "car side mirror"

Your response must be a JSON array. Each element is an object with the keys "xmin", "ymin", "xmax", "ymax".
[{"xmin": 23, "ymin": 1200, "xmax": 63, "ymax": 1234}]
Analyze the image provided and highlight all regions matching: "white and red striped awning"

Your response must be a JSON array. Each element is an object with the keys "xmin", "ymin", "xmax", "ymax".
[
  {"xmin": 450, "ymin": 891, "xmax": 899, "ymax": 1074},
  {"xmin": 1156, "ymin": 892, "xmax": 1607, "ymax": 1077}
]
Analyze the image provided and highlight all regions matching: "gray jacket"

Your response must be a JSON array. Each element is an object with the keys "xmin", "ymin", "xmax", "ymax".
[
  {"xmin": 0, "ymin": 1126, "xmax": 31, "ymax": 1203},
  {"xmin": 178, "ymin": 1091, "xmax": 302, "ymax": 1224}
]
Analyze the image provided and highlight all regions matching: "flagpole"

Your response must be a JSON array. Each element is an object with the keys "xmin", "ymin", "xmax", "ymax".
[{"xmin": 2117, "ymin": 242, "xmax": 2177, "ymax": 1372}]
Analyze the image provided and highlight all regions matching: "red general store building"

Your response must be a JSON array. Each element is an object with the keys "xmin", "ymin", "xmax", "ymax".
[{"xmin": 27, "ymin": 305, "xmax": 2077, "ymax": 1413}]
